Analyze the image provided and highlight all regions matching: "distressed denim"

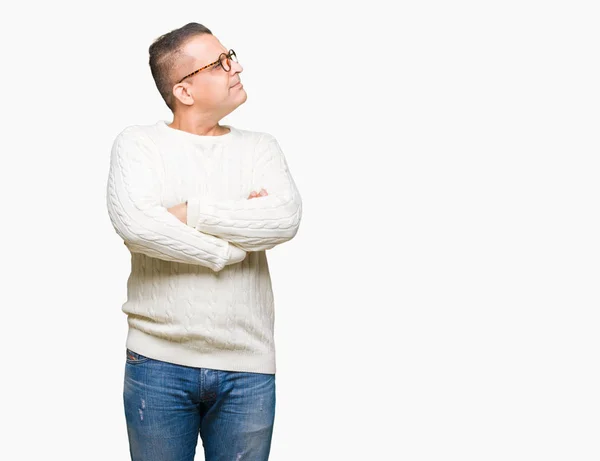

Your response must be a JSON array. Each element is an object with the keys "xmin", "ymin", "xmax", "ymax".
[{"xmin": 123, "ymin": 348, "xmax": 276, "ymax": 461}]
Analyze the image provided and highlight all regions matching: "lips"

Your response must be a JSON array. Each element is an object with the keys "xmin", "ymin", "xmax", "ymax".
[{"xmin": 231, "ymin": 81, "xmax": 241, "ymax": 87}]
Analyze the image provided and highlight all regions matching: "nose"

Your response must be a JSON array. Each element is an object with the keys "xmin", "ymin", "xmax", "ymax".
[{"xmin": 230, "ymin": 60, "xmax": 243, "ymax": 74}]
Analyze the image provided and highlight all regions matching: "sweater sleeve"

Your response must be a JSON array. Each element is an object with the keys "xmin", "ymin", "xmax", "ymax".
[
  {"xmin": 186, "ymin": 133, "xmax": 303, "ymax": 252},
  {"xmin": 106, "ymin": 126, "xmax": 247, "ymax": 272}
]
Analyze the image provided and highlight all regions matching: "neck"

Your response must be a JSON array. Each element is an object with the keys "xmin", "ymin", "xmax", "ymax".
[{"xmin": 168, "ymin": 113, "xmax": 230, "ymax": 136}]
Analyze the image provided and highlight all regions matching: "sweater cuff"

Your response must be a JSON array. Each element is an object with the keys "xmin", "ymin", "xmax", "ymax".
[
  {"xmin": 226, "ymin": 243, "xmax": 247, "ymax": 265},
  {"xmin": 186, "ymin": 196, "xmax": 202, "ymax": 228}
]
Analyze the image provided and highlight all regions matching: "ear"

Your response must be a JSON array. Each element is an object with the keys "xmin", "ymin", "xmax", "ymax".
[{"xmin": 172, "ymin": 83, "xmax": 195, "ymax": 107}]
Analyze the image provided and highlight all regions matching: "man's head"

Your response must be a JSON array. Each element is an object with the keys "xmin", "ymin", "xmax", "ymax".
[{"xmin": 149, "ymin": 23, "xmax": 246, "ymax": 118}]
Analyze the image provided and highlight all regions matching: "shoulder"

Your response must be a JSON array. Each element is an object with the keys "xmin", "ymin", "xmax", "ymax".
[
  {"xmin": 254, "ymin": 130, "xmax": 277, "ymax": 144},
  {"xmin": 110, "ymin": 123, "xmax": 162, "ymax": 163},
  {"xmin": 113, "ymin": 123, "xmax": 158, "ymax": 143},
  {"xmin": 230, "ymin": 126, "xmax": 277, "ymax": 145},
  {"xmin": 111, "ymin": 123, "xmax": 161, "ymax": 154}
]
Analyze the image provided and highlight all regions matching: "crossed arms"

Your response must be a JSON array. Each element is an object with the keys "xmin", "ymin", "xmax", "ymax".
[{"xmin": 106, "ymin": 127, "xmax": 302, "ymax": 272}]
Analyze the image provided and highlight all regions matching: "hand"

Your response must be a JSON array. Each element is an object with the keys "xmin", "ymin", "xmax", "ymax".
[
  {"xmin": 167, "ymin": 202, "xmax": 187, "ymax": 224},
  {"xmin": 248, "ymin": 188, "xmax": 268, "ymax": 199}
]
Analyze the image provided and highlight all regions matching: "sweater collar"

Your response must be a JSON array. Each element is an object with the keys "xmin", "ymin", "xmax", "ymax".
[{"xmin": 156, "ymin": 120, "xmax": 236, "ymax": 144}]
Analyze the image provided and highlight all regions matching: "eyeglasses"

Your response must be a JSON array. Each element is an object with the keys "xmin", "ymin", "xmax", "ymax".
[{"xmin": 176, "ymin": 49, "xmax": 238, "ymax": 84}]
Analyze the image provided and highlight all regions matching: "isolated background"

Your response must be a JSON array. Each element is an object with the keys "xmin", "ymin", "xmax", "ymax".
[{"xmin": 1, "ymin": 1, "xmax": 598, "ymax": 460}]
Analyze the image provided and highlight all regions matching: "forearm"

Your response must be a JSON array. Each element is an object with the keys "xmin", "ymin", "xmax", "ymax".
[
  {"xmin": 186, "ymin": 192, "xmax": 302, "ymax": 250},
  {"xmin": 194, "ymin": 230, "xmax": 299, "ymax": 252}
]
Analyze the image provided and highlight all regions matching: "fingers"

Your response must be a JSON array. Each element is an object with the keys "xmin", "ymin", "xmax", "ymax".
[{"xmin": 247, "ymin": 189, "xmax": 268, "ymax": 199}]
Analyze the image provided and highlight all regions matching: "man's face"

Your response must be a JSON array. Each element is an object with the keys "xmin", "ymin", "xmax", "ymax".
[{"xmin": 173, "ymin": 34, "xmax": 247, "ymax": 115}]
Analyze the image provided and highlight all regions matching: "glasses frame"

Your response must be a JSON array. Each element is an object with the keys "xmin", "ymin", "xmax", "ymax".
[{"xmin": 176, "ymin": 49, "xmax": 237, "ymax": 84}]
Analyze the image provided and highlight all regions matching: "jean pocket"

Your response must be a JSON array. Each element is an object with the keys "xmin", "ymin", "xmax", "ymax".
[{"xmin": 126, "ymin": 348, "xmax": 150, "ymax": 364}]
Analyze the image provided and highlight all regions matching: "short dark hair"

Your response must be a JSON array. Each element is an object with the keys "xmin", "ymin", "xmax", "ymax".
[{"xmin": 148, "ymin": 22, "xmax": 213, "ymax": 112}]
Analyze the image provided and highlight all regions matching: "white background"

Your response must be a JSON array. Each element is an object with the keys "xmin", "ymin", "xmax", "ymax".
[{"xmin": 1, "ymin": 1, "xmax": 598, "ymax": 460}]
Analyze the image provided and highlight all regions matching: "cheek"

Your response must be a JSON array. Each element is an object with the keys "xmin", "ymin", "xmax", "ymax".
[
  {"xmin": 195, "ymin": 82, "xmax": 226, "ymax": 104},
  {"xmin": 211, "ymin": 79, "xmax": 233, "ymax": 99}
]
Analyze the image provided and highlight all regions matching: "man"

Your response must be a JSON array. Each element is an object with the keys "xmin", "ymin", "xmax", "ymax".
[{"xmin": 105, "ymin": 22, "xmax": 302, "ymax": 461}]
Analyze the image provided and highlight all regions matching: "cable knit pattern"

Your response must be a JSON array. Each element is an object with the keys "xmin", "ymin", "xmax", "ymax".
[{"xmin": 105, "ymin": 120, "xmax": 302, "ymax": 373}]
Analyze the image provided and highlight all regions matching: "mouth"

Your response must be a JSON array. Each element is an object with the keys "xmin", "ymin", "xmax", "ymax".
[{"xmin": 231, "ymin": 81, "xmax": 242, "ymax": 88}]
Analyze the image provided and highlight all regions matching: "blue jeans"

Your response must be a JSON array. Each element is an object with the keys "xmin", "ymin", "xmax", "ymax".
[{"xmin": 123, "ymin": 348, "xmax": 276, "ymax": 461}]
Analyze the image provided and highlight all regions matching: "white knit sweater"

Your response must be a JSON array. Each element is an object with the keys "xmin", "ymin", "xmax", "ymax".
[{"xmin": 106, "ymin": 120, "xmax": 302, "ymax": 373}]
